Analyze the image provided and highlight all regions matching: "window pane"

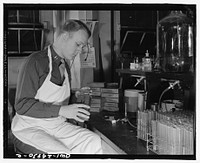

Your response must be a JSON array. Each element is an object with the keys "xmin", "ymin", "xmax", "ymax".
[
  {"xmin": 7, "ymin": 30, "xmax": 18, "ymax": 52},
  {"xmin": 19, "ymin": 10, "xmax": 39, "ymax": 23},
  {"xmin": 20, "ymin": 30, "xmax": 42, "ymax": 52},
  {"xmin": 8, "ymin": 10, "xmax": 17, "ymax": 23}
]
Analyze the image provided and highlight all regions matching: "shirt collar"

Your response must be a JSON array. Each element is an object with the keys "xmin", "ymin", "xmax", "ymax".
[{"xmin": 50, "ymin": 45, "xmax": 63, "ymax": 65}]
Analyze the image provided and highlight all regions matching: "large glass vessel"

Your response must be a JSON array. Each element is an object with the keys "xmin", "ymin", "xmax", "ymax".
[{"xmin": 157, "ymin": 11, "xmax": 194, "ymax": 72}]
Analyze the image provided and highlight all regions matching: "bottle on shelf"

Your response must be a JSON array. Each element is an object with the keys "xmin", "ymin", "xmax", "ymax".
[{"xmin": 142, "ymin": 50, "xmax": 152, "ymax": 71}]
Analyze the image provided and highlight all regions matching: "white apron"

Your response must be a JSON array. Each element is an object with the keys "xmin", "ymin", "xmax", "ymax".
[{"xmin": 12, "ymin": 46, "xmax": 102, "ymax": 154}]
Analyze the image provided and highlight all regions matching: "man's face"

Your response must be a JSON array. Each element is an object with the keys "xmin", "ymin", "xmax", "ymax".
[{"xmin": 61, "ymin": 29, "xmax": 89, "ymax": 61}]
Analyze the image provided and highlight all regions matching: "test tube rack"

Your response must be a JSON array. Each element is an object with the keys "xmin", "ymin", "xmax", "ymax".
[{"xmin": 137, "ymin": 110, "xmax": 194, "ymax": 155}]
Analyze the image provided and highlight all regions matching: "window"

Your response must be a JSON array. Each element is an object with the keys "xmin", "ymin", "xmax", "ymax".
[{"xmin": 6, "ymin": 10, "xmax": 44, "ymax": 56}]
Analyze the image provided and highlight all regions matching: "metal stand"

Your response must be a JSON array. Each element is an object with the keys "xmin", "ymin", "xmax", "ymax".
[{"xmin": 121, "ymin": 103, "xmax": 128, "ymax": 123}]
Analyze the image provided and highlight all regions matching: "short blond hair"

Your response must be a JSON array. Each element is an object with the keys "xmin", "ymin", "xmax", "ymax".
[{"xmin": 56, "ymin": 19, "xmax": 91, "ymax": 38}]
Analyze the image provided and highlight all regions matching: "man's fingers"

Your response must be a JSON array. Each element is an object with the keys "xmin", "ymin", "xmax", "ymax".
[
  {"xmin": 76, "ymin": 104, "xmax": 90, "ymax": 109},
  {"xmin": 77, "ymin": 112, "xmax": 90, "ymax": 120},
  {"xmin": 75, "ymin": 116, "xmax": 85, "ymax": 123},
  {"xmin": 78, "ymin": 108, "xmax": 90, "ymax": 116}
]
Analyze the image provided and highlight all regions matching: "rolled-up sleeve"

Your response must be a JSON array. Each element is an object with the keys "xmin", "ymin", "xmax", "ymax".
[{"xmin": 15, "ymin": 53, "xmax": 61, "ymax": 118}]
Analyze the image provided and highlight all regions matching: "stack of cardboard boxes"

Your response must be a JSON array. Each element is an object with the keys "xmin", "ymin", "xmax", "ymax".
[
  {"xmin": 88, "ymin": 82, "xmax": 105, "ymax": 112},
  {"xmin": 101, "ymin": 87, "xmax": 119, "ymax": 112},
  {"xmin": 87, "ymin": 82, "xmax": 119, "ymax": 112}
]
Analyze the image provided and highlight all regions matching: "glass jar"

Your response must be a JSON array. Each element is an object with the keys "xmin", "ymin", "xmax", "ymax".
[{"xmin": 157, "ymin": 11, "xmax": 194, "ymax": 72}]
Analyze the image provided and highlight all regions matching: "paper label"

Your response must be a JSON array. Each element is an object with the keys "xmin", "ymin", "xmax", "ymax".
[{"xmin": 80, "ymin": 47, "xmax": 96, "ymax": 68}]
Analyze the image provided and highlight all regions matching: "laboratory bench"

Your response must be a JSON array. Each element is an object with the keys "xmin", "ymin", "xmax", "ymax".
[
  {"xmin": 87, "ymin": 110, "xmax": 156, "ymax": 157},
  {"xmin": 87, "ymin": 110, "xmax": 195, "ymax": 159}
]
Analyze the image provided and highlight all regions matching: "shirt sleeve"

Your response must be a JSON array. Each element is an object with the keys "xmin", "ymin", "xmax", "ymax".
[{"xmin": 15, "ymin": 53, "xmax": 61, "ymax": 118}]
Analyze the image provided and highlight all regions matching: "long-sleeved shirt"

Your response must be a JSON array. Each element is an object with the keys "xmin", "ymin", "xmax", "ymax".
[{"xmin": 15, "ymin": 46, "xmax": 71, "ymax": 118}]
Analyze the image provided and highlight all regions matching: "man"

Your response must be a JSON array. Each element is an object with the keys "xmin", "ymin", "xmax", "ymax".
[{"xmin": 11, "ymin": 20, "xmax": 103, "ymax": 154}]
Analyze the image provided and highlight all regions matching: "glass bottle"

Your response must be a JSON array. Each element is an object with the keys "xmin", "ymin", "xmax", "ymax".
[
  {"xmin": 157, "ymin": 11, "xmax": 194, "ymax": 72},
  {"xmin": 143, "ymin": 50, "xmax": 152, "ymax": 71}
]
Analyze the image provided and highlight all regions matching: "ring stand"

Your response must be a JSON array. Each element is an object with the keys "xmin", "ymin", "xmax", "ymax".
[{"xmin": 121, "ymin": 103, "xmax": 128, "ymax": 122}]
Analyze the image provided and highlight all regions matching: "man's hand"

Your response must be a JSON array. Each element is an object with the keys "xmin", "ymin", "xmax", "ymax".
[{"xmin": 59, "ymin": 104, "xmax": 90, "ymax": 122}]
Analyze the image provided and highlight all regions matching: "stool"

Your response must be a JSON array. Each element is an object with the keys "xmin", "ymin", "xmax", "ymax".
[{"xmin": 12, "ymin": 133, "xmax": 46, "ymax": 154}]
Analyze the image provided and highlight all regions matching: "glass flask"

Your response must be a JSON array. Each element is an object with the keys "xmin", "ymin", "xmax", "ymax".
[{"xmin": 157, "ymin": 11, "xmax": 194, "ymax": 72}]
